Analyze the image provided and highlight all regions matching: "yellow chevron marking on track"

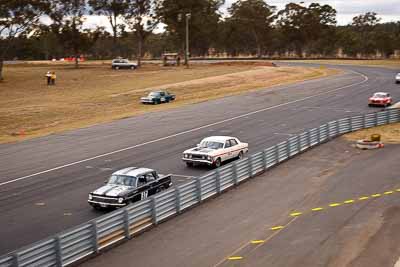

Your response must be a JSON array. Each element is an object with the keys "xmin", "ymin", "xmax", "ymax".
[
  {"xmin": 396, "ymin": 189, "xmax": 400, "ymax": 192},
  {"xmin": 228, "ymin": 256, "xmax": 243, "ymax": 260},
  {"xmin": 270, "ymin": 226, "xmax": 284, "ymax": 231},
  {"xmin": 329, "ymin": 203, "xmax": 341, "ymax": 207},
  {"xmin": 384, "ymin": 191, "xmax": 394, "ymax": 195},
  {"xmin": 290, "ymin": 212, "xmax": 302, "ymax": 217},
  {"xmin": 251, "ymin": 240, "xmax": 265, "ymax": 244},
  {"xmin": 311, "ymin": 207, "xmax": 324, "ymax": 211},
  {"xmin": 371, "ymin": 194, "xmax": 381, "ymax": 198},
  {"xmin": 359, "ymin": 196, "xmax": 369, "ymax": 200},
  {"xmin": 344, "ymin": 200, "xmax": 355, "ymax": 204}
]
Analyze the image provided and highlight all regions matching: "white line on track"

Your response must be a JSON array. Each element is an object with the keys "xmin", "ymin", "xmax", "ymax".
[{"xmin": 0, "ymin": 70, "xmax": 368, "ymax": 187}]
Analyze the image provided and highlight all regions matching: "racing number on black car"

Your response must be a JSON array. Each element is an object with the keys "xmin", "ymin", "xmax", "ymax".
[{"xmin": 141, "ymin": 191, "xmax": 148, "ymax": 200}]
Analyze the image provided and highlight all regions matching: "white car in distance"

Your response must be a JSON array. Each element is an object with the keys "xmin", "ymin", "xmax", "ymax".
[
  {"xmin": 182, "ymin": 136, "xmax": 249, "ymax": 168},
  {"xmin": 396, "ymin": 73, "xmax": 400, "ymax": 84}
]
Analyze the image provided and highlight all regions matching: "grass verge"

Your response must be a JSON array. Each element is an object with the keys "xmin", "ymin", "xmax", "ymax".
[
  {"xmin": 0, "ymin": 61, "xmax": 338, "ymax": 143},
  {"xmin": 344, "ymin": 123, "xmax": 400, "ymax": 144}
]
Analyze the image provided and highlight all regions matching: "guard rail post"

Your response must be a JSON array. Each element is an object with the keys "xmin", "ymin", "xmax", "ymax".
[
  {"xmin": 262, "ymin": 150, "xmax": 267, "ymax": 170},
  {"xmin": 174, "ymin": 187, "xmax": 181, "ymax": 214},
  {"xmin": 275, "ymin": 144, "xmax": 279, "ymax": 163},
  {"xmin": 232, "ymin": 163, "xmax": 239, "ymax": 185},
  {"xmin": 12, "ymin": 253, "xmax": 19, "ymax": 267},
  {"xmin": 195, "ymin": 178, "xmax": 202, "ymax": 203},
  {"xmin": 317, "ymin": 126, "xmax": 321, "ymax": 144},
  {"xmin": 215, "ymin": 170, "xmax": 221, "ymax": 194},
  {"xmin": 55, "ymin": 237, "xmax": 63, "ymax": 267},
  {"xmin": 296, "ymin": 135, "xmax": 301, "ymax": 153},
  {"xmin": 286, "ymin": 140, "xmax": 290, "ymax": 159},
  {"xmin": 91, "ymin": 221, "xmax": 99, "ymax": 254},
  {"xmin": 123, "ymin": 209, "xmax": 131, "ymax": 239},
  {"xmin": 336, "ymin": 120, "xmax": 340, "ymax": 136},
  {"xmin": 347, "ymin": 117, "xmax": 351, "ymax": 132},
  {"xmin": 327, "ymin": 123, "xmax": 331, "ymax": 140},
  {"xmin": 307, "ymin": 130, "xmax": 311, "ymax": 149},
  {"xmin": 249, "ymin": 156, "xmax": 254, "ymax": 177},
  {"xmin": 375, "ymin": 112, "xmax": 378, "ymax": 126},
  {"xmin": 350, "ymin": 117, "xmax": 354, "ymax": 132},
  {"xmin": 386, "ymin": 110, "xmax": 390, "ymax": 124},
  {"xmin": 363, "ymin": 114, "xmax": 366, "ymax": 128},
  {"xmin": 150, "ymin": 197, "xmax": 158, "ymax": 225}
]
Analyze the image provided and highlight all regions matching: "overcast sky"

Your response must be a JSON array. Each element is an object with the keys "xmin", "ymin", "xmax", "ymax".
[
  {"xmin": 222, "ymin": 0, "xmax": 400, "ymax": 25},
  {"xmin": 81, "ymin": 0, "xmax": 400, "ymax": 32}
]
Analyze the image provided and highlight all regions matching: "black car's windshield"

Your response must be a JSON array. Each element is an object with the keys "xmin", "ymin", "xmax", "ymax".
[
  {"xmin": 108, "ymin": 175, "xmax": 137, "ymax": 187},
  {"xmin": 199, "ymin": 141, "xmax": 224, "ymax": 149}
]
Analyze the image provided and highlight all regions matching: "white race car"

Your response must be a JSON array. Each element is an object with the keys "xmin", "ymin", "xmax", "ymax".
[{"xmin": 182, "ymin": 136, "xmax": 249, "ymax": 168}]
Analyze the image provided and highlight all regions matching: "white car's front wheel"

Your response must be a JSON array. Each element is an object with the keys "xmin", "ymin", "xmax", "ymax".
[
  {"xmin": 214, "ymin": 158, "xmax": 222, "ymax": 168},
  {"xmin": 238, "ymin": 151, "xmax": 244, "ymax": 159}
]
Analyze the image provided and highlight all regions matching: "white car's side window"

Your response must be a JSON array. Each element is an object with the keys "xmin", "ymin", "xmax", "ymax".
[
  {"xmin": 230, "ymin": 139, "xmax": 238, "ymax": 146},
  {"xmin": 225, "ymin": 141, "xmax": 231, "ymax": 148}
]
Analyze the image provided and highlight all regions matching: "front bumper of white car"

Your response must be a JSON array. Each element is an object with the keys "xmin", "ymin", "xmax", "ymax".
[{"xmin": 182, "ymin": 154, "xmax": 213, "ymax": 165}]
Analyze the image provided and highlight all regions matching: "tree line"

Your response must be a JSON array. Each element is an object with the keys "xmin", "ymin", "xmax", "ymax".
[{"xmin": 1, "ymin": 0, "xmax": 400, "ymax": 80}]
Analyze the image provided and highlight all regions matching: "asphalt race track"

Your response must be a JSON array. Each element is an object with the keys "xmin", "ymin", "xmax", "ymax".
[
  {"xmin": 81, "ymin": 139, "xmax": 400, "ymax": 267},
  {"xmin": 0, "ymin": 62, "xmax": 399, "ymax": 255}
]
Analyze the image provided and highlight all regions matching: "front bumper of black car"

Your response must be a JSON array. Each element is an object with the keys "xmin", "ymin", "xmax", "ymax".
[{"xmin": 88, "ymin": 200, "xmax": 126, "ymax": 207}]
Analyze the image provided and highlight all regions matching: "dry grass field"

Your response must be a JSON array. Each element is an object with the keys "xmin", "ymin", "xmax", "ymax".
[
  {"xmin": 282, "ymin": 59, "xmax": 400, "ymax": 69},
  {"xmin": 0, "ymin": 61, "xmax": 336, "ymax": 143},
  {"xmin": 344, "ymin": 123, "xmax": 400, "ymax": 144}
]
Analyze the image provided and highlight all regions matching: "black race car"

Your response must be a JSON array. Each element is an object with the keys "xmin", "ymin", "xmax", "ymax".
[
  {"xmin": 140, "ymin": 90, "xmax": 176, "ymax": 104},
  {"xmin": 88, "ymin": 167, "xmax": 172, "ymax": 210}
]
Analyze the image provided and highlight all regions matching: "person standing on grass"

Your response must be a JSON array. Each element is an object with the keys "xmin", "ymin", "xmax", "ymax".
[{"xmin": 45, "ymin": 71, "xmax": 52, "ymax": 85}]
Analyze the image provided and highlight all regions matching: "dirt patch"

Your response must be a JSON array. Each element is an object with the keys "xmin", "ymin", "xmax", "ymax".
[
  {"xmin": 0, "ymin": 61, "xmax": 337, "ymax": 143},
  {"xmin": 344, "ymin": 123, "xmax": 400, "ymax": 144}
]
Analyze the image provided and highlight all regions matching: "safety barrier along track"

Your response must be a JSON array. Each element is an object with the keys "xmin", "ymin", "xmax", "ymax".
[{"xmin": 1, "ymin": 109, "xmax": 399, "ymax": 267}]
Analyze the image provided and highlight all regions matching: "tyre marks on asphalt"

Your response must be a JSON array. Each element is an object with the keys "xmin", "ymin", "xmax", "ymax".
[{"xmin": 216, "ymin": 187, "xmax": 400, "ymax": 266}]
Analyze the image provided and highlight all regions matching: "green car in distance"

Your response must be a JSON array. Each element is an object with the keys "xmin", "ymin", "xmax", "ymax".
[{"xmin": 140, "ymin": 90, "xmax": 176, "ymax": 105}]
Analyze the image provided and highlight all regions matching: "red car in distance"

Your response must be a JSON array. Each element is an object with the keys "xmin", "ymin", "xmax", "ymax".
[{"xmin": 368, "ymin": 92, "xmax": 392, "ymax": 107}]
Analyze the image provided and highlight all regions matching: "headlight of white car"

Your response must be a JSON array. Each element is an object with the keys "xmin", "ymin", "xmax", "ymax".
[
  {"xmin": 88, "ymin": 194, "xmax": 93, "ymax": 200},
  {"xmin": 207, "ymin": 156, "xmax": 212, "ymax": 161},
  {"xmin": 118, "ymin": 197, "xmax": 124, "ymax": 204}
]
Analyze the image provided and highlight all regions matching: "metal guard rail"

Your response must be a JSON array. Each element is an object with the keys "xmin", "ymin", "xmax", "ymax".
[{"xmin": 1, "ymin": 108, "xmax": 399, "ymax": 267}]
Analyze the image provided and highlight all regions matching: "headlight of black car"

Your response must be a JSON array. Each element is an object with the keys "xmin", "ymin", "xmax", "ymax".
[
  {"xmin": 207, "ymin": 156, "xmax": 212, "ymax": 161},
  {"xmin": 88, "ymin": 194, "xmax": 93, "ymax": 200},
  {"xmin": 118, "ymin": 197, "xmax": 124, "ymax": 204}
]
